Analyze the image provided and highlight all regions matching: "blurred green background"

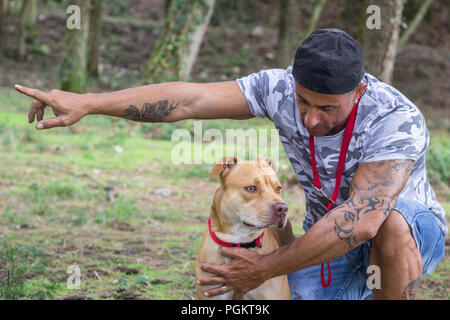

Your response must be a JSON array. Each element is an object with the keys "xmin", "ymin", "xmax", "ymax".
[{"xmin": 0, "ymin": 0, "xmax": 448, "ymax": 299}]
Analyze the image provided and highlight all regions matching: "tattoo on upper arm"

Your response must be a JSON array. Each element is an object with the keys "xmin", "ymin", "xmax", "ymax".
[
  {"xmin": 123, "ymin": 100, "xmax": 179, "ymax": 122},
  {"xmin": 327, "ymin": 159, "xmax": 415, "ymax": 250}
]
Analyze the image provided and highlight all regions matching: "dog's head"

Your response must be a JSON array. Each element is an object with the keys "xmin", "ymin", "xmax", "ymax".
[{"xmin": 210, "ymin": 156, "xmax": 288, "ymax": 229}]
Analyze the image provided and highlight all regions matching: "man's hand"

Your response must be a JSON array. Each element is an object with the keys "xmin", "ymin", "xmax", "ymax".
[
  {"xmin": 14, "ymin": 84, "xmax": 89, "ymax": 130},
  {"xmin": 198, "ymin": 247, "xmax": 269, "ymax": 299}
]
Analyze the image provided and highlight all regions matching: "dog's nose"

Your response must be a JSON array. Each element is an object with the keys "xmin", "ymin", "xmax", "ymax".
[{"xmin": 272, "ymin": 202, "xmax": 288, "ymax": 217}]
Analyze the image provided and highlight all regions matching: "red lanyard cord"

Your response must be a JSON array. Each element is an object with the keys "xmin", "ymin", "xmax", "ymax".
[{"xmin": 309, "ymin": 97, "xmax": 361, "ymax": 288}]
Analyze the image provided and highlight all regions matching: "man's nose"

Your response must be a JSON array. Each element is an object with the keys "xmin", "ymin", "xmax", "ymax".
[
  {"xmin": 271, "ymin": 202, "xmax": 288, "ymax": 217},
  {"xmin": 304, "ymin": 111, "xmax": 321, "ymax": 129}
]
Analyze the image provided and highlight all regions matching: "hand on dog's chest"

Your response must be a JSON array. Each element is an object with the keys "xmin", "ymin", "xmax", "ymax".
[{"xmin": 218, "ymin": 246, "xmax": 260, "ymax": 264}]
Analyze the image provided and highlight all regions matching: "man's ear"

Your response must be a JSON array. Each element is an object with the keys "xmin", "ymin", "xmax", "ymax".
[
  {"xmin": 354, "ymin": 82, "xmax": 367, "ymax": 101},
  {"xmin": 210, "ymin": 156, "xmax": 238, "ymax": 179}
]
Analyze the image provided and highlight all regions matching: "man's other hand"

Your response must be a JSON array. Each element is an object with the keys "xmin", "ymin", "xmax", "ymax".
[{"xmin": 14, "ymin": 84, "xmax": 89, "ymax": 130}]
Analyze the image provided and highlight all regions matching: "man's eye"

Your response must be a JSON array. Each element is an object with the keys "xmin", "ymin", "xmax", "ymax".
[{"xmin": 246, "ymin": 186, "xmax": 257, "ymax": 192}]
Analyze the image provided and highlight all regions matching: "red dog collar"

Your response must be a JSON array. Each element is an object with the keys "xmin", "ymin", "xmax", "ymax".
[{"xmin": 208, "ymin": 218, "xmax": 264, "ymax": 249}]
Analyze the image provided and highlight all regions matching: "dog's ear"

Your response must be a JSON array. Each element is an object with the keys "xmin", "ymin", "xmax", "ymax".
[
  {"xmin": 259, "ymin": 157, "xmax": 277, "ymax": 172},
  {"xmin": 210, "ymin": 156, "xmax": 238, "ymax": 179}
]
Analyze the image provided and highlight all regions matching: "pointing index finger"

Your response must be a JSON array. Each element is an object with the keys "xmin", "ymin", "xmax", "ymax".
[{"xmin": 14, "ymin": 84, "xmax": 51, "ymax": 105}]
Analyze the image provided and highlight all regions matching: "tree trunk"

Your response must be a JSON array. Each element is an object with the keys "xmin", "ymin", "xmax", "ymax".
[
  {"xmin": 301, "ymin": 0, "xmax": 327, "ymax": 43},
  {"xmin": 59, "ymin": 0, "xmax": 90, "ymax": 93},
  {"xmin": 164, "ymin": 0, "xmax": 172, "ymax": 18},
  {"xmin": 144, "ymin": 0, "xmax": 215, "ymax": 83},
  {"xmin": 3, "ymin": 0, "xmax": 9, "ymax": 14},
  {"xmin": 276, "ymin": 0, "xmax": 293, "ymax": 68},
  {"xmin": 398, "ymin": 0, "xmax": 434, "ymax": 51},
  {"xmin": 180, "ymin": 0, "xmax": 215, "ymax": 81},
  {"xmin": 87, "ymin": 0, "xmax": 103, "ymax": 77},
  {"xmin": 0, "ymin": 0, "xmax": 4, "ymax": 53},
  {"xmin": 276, "ymin": 0, "xmax": 327, "ymax": 68},
  {"xmin": 380, "ymin": 0, "xmax": 403, "ymax": 84},
  {"xmin": 18, "ymin": 0, "xmax": 37, "ymax": 60},
  {"xmin": 363, "ymin": 0, "xmax": 403, "ymax": 83},
  {"xmin": 340, "ymin": 0, "xmax": 367, "ymax": 44}
]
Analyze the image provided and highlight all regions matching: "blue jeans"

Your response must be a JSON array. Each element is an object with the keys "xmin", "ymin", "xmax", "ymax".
[{"xmin": 288, "ymin": 198, "xmax": 446, "ymax": 300}]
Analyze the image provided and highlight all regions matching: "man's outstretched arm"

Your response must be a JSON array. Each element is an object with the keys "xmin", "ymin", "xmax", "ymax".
[{"xmin": 14, "ymin": 81, "xmax": 253, "ymax": 129}]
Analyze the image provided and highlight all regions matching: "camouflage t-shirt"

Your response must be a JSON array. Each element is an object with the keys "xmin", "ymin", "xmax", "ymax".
[{"xmin": 237, "ymin": 66, "xmax": 447, "ymax": 234}]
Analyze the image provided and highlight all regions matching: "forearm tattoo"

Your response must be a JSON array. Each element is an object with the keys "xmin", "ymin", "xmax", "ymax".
[
  {"xmin": 401, "ymin": 277, "xmax": 422, "ymax": 300},
  {"xmin": 327, "ymin": 159, "xmax": 414, "ymax": 250},
  {"xmin": 330, "ymin": 193, "xmax": 394, "ymax": 249},
  {"xmin": 123, "ymin": 100, "xmax": 179, "ymax": 122}
]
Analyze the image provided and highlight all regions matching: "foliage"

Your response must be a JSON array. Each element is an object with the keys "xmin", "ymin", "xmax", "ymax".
[
  {"xmin": 144, "ymin": 0, "xmax": 213, "ymax": 83},
  {"xmin": 104, "ymin": 0, "xmax": 130, "ymax": 17},
  {"xmin": 210, "ymin": 0, "xmax": 263, "ymax": 26},
  {"xmin": 427, "ymin": 132, "xmax": 450, "ymax": 187},
  {"xmin": 0, "ymin": 236, "xmax": 55, "ymax": 299},
  {"xmin": 402, "ymin": 0, "xmax": 435, "ymax": 23}
]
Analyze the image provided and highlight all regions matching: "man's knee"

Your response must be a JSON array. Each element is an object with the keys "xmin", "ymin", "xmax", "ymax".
[{"xmin": 372, "ymin": 209, "xmax": 420, "ymax": 261}]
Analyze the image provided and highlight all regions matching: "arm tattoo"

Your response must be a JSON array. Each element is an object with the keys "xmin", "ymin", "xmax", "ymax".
[
  {"xmin": 331, "ymin": 193, "xmax": 394, "ymax": 249},
  {"xmin": 401, "ymin": 277, "xmax": 422, "ymax": 300},
  {"xmin": 327, "ymin": 159, "xmax": 414, "ymax": 250},
  {"xmin": 123, "ymin": 100, "xmax": 179, "ymax": 122}
]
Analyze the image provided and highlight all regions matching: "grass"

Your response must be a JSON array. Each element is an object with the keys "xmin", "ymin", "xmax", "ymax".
[
  {"xmin": 0, "ymin": 86, "xmax": 449, "ymax": 300},
  {"xmin": 427, "ymin": 131, "xmax": 450, "ymax": 194},
  {"xmin": 0, "ymin": 236, "xmax": 57, "ymax": 299}
]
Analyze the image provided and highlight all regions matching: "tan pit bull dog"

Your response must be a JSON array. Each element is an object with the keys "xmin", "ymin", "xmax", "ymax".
[{"xmin": 195, "ymin": 157, "xmax": 291, "ymax": 300}]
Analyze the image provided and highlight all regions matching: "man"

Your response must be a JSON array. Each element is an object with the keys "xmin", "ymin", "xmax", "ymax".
[{"xmin": 15, "ymin": 29, "xmax": 446, "ymax": 300}]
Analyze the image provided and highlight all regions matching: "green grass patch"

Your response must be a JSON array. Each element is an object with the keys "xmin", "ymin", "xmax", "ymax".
[
  {"xmin": 94, "ymin": 196, "xmax": 143, "ymax": 225},
  {"xmin": 66, "ymin": 207, "xmax": 89, "ymax": 226},
  {"xmin": 0, "ymin": 236, "xmax": 53, "ymax": 299},
  {"xmin": 427, "ymin": 131, "xmax": 450, "ymax": 188},
  {"xmin": 2, "ymin": 206, "xmax": 29, "ymax": 227},
  {"xmin": 138, "ymin": 265, "xmax": 196, "ymax": 299}
]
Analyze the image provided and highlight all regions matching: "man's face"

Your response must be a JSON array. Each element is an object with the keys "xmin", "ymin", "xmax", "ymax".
[{"xmin": 295, "ymin": 81, "xmax": 365, "ymax": 137}]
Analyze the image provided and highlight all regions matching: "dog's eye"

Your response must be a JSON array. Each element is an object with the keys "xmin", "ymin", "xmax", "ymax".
[
  {"xmin": 276, "ymin": 186, "xmax": 282, "ymax": 193},
  {"xmin": 246, "ymin": 186, "xmax": 257, "ymax": 192}
]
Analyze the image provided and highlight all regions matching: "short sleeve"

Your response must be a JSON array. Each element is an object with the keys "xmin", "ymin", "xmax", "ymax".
[
  {"xmin": 236, "ymin": 68, "xmax": 291, "ymax": 120},
  {"xmin": 361, "ymin": 106, "xmax": 428, "ymax": 163}
]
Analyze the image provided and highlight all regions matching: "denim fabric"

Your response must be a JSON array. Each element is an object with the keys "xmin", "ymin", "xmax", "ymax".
[{"xmin": 288, "ymin": 198, "xmax": 446, "ymax": 300}]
